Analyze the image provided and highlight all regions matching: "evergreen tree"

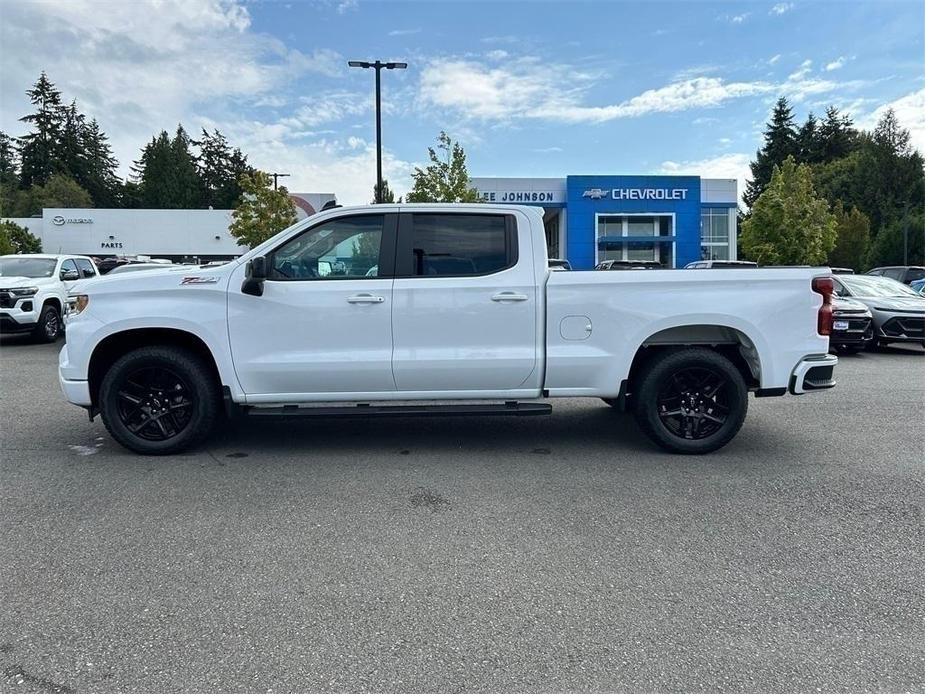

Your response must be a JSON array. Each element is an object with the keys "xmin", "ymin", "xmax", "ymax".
[
  {"xmin": 797, "ymin": 113, "xmax": 824, "ymax": 164},
  {"xmin": 56, "ymin": 101, "xmax": 89, "ymax": 184},
  {"xmin": 406, "ymin": 132, "xmax": 480, "ymax": 203},
  {"xmin": 81, "ymin": 118, "xmax": 121, "ymax": 207},
  {"xmin": 741, "ymin": 156, "xmax": 837, "ymax": 265},
  {"xmin": 170, "ymin": 124, "xmax": 202, "ymax": 208},
  {"xmin": 18, "ymin": 72, "xmax": 64, "ymax": 187},
  {"xmin": 818, "ymin": 106, "xmax": 857, "ymax": 162},
  {"xmin": 827, "ymin": 202, "xmax": 870, "ymax": 271},
  {"xmin": 372, "ymin": 178, "xmax": 396, "ymax": 203},
  {"xmin": 0, "ymin": 131, "xmax": 18, "ymax": 184},
  {"xmin": 743, "ymin": 97, "xmax": 799, "ymax": 208},
  {"xmin": 196, "ymin": 129, "xmax": 251, "ymax": 208}
]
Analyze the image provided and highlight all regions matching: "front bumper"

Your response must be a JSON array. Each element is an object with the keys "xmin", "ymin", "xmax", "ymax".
[
  {"xmin": 789, "ymin": 354, "xmax": 838, "ymax": 395},
  {"xmin": 0, "ymin": 308, "xmax": 39, "ymax": 333},
  {"xmin": 876, "ymin": 315, "xmax": 925, "ymax": 342},
  {"xmin": 58, "ymin": 343, "xmax": 92, "ymax": 406},
  {"xmin": 831, "ymin": 315, "xmax": 873, "ymax": 347}
]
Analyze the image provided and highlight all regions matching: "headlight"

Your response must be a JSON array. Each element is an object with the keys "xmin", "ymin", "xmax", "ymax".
[
  {"xmin": 10, "ymin": 287, "xmax": 38, "ymax": 297},
  {"xmin": 68, "ymin": 294, "xmax": 90, "ymax": 316}
]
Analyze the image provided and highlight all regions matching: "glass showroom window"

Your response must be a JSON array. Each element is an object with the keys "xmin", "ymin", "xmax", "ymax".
[
  {"xmin": 700, "ymin": 209, "xmax": 731, "ymax": 260},
  {"xmin": 597, "ymin": 215, "xmax": 672, "ymax": 264}
]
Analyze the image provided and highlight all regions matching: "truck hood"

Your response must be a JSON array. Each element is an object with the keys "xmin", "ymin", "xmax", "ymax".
[
  {"xmin": 83, "ymin": 262, "xmax": 237, "ymax": 293},
  {"xmin": 0, "ymin": 275, "xmax": 59, "ymax": 289}
]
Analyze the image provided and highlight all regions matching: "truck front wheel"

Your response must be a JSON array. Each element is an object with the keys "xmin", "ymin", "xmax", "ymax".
[
  {"xmin": 99, "ymin": 346, "xmax": 220, "ymax": 455},
  {"xmin": 633, "ymin": 348, "xmax": 747, "ymax": 454}
]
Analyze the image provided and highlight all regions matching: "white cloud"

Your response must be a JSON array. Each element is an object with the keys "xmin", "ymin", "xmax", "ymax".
[
  {"xmin": 337, "ymin": 0, "xmax": 358, "ymax": 14},
  {"xmin": 657, "ymin": 153, "xmax": 751, "ymax": 206},
  {"xmin": 486, "ymin": 50, "xmax": 509, "ymax": 61},
  {"xmin": 0, "ymin": 0, "xmax": 344, "ymax": 179},
  {"xmin": 861, "ymin": 88, "xmax": 925, "ymax": 153},
  {"xmin": 788, "ymin": 59, "xmax": 813, "ymax": 81},
  {"xmin": 768, "ymin": 54, "xmax": 781, "ymax": 65},
  {"xmin": 731, "ymin": 13, "xmax": 750, "ymax": 23},
  {"xmin": 419, "ymin": 58, "xmax": 777, "ymax": 124},
  {"xmin": 388, "ymin": 28, "xmax": 421, "ymax": 36},
  {"xmin": 825, "ymin": 56, "xmax": 847, "ymax": 71},
  {"xmin": 770, "ymin": 3, "xmax": 794, "ymax": 15}
]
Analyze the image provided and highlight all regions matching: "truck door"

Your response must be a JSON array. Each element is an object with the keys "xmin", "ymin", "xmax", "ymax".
[
  {"xmin": 391, "ymin": 211, "xmax": 538, "ymax": 392},
  {"xmin": 227, "ymin": 213, "xmax": 397, "ymax": 398}
]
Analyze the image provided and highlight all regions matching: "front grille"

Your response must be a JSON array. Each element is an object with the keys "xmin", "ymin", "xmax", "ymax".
[
  {"xmin": 881, "ymin": 316, "xmax": 925, "ymax": 339},
  {"xmin": 0, "ymin": 291, "xmax": 15, "ymax": 309}
]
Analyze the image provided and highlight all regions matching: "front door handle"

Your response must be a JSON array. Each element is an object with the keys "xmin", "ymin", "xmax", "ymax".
[
  {"xmin": 347, "ymin": 294, "xmax": 385, "ymax": 304},
  {"xmin": 491, "ymin": 292, "xmax": 529, "ymax": 302}
]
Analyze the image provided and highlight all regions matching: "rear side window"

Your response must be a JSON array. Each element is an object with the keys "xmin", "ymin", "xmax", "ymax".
[
  {"xmin": 884, "ymin": 268, "xmax": 904, "ymax": 281},
  {"xmin": 75, "ymin": 258, "xmax": 96, "ymax": 278},
  {"xmin": 403, "ymin": 214, "xmax": 514, "ymax": 277},
  {"xmin": 905, "ymin": 268, "xmax": 925, "ymax": 282}
]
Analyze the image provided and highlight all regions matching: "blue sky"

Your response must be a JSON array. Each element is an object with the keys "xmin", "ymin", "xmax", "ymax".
[{"xmin": 1, "ymin": 0, "xmax": 923, "ymax": 204}]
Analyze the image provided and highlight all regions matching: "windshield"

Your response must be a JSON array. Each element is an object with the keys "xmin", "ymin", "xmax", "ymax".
[
  {"xmin": 840, "ymin": 275, "xmax": 921, "ymax": 298},
  {"xmin": 0, "ymin": 257, "xmax": 56, "ymax": 278}
]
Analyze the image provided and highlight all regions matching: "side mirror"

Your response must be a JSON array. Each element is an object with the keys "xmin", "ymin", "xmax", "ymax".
[
  {"xmin": 60, "ymin": 269, "xmax": 80, "ymax": 281},
  {"xmin": 242, "ymin": 256, "xmax": 268, "ymax": 296}
]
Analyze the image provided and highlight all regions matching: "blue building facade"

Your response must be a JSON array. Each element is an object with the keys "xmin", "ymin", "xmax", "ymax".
[{"xmin": 471, "ymin": 175, "xmax": 738, "ymax": 269}]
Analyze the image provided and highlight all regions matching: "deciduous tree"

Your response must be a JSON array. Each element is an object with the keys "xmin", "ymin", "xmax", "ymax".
[
  {"xmin": 405, "ymin": 132, "xmax": 480, "ymax": 203},
  {"xmin": 0, "ymin": 220, "xmax": 42, "ymax": 254},
  {"xmin": 229, "ymin": 171, "xmax": 297, "ymax": 248},
  {"xmin": 741, "ymin": 156, "xmax": 837, "ymax": 265},
  {"xmin": 827, "ymin": 202, "xmax": 870, "ymax": 271}
]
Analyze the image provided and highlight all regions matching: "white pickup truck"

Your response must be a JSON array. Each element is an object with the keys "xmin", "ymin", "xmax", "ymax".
[
  {"xmin": 1, "ymin": 253, "xmax": 99, "ymax": 342},
  {"xmin": 59, "ymin": 204, "xmax": 838, "ymax": 455}
]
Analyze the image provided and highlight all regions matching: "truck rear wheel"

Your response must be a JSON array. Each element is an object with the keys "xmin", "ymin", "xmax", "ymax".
[
  {"xmin": 99, "ymin": 346, "xmax": 220, "ymax": 455},
  {"xmin": 633, "ymin": 348, "xmax": 747, "ymax": 454}
]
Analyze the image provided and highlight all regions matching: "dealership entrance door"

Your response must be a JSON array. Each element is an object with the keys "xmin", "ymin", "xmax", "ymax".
[{"xmin": 596, "ymin": 214, "xmax": 675, "ymax": 267}]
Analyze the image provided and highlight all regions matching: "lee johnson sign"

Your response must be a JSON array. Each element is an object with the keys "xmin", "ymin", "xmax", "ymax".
[{"xmin": 480, "ymin": 191, "xmax": 561, "ymax": 203}]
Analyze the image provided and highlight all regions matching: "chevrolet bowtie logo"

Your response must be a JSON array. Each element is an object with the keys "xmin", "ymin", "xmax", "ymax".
[{"xmin": 582, "ymin": 188, "xmax": 609, "ymax": 199}]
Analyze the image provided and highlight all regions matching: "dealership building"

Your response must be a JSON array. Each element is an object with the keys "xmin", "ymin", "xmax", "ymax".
[
  {"xmin": 4, "ymin": 176, "xmax": 738, "ymax": 269},
  {"xmin": 471, "ymin": 175, "xmax": 739, "ymax": 269},
  {"xmin": 2, "ymin": 193, "xmax": 335, "ymax": 262}
]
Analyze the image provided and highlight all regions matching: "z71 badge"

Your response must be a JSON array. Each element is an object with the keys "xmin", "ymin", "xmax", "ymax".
[{"xmin": 180, "ymin": 276, "xmax": 219, "ymax": 285}]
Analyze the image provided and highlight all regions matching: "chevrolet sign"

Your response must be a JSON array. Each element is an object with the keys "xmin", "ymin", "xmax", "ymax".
[{"xmin": 583, "ymin": 188, "xmax": 688, "ymax": 201}]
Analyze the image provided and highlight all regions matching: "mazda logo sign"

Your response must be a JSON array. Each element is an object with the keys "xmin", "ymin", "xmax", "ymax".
[{"xmin": 52, "ymin": 215, "xmax": 65, "ymax": 226}]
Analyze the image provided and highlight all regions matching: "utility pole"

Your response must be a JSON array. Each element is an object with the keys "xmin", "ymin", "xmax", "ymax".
[
  {"xmin": 348, "ymin": 60, "xmax": 408, "ymax": 203},
  {"xmin": 271, "ymin": 172, "xmax": 290, "ymax": 191}
]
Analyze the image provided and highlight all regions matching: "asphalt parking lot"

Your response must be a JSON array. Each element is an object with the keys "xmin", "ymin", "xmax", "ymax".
[{"xmin": 1, "ymin": 337, "xmax": 923, "ymax": 693}]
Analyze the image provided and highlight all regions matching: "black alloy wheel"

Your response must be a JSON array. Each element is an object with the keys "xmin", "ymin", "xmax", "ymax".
[
  {"xmin": 633, "ymin": 348, "xmax": 748, "ymax": 454},
  {"xmin": 116, "ymin": 366, "xmax": 193, "ymax": 441},
  {"xmin": 655, "ymin": 366, "xmax": 730, "ymax": 441}
]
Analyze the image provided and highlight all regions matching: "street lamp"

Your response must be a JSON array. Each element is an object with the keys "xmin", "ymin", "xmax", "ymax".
[{"xmin": 348, "ymin": 60, "xmax": 408, "ymax": 203}]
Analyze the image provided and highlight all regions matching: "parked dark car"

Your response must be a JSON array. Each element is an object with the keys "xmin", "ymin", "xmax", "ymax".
[
  {"xmin": 866, "ymin": 266, "xmax": 925, "ymax": 285},
  {"xmin": 829, "ymin": 267, "xmax": 855, "ymax": 274},
  {"xmin": 684, "ymin": 260, "xmax": 758, "ymax": 269},
  {"xmin": 595, "ymin": 259, "xmax": 662, "ymax": 270},
  {"xmin": 832, "ymin": 274, "xmax": 925, "ymax": 349},
  {"xmin": 830, "ymin": 296, "xmax": 873, "ymax": 354}
]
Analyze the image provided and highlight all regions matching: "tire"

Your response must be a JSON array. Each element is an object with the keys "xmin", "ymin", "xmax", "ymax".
[
  {"xmin": 633, "ymin": 348, "xmax": 748, "ymax": 455},
  {"xmin": 835, "ymin": 344, "xmax": 861, "ymax": 355},
  {"xmin": 601, "ymin": 397, "xmax": 620, "ymax": 409},
  {"xmin": 31, "ymin": 303, "xmax": 61, "ymax": 343},
  {"xmin": 99, "ymin": 346, "xmax": 220, "ymax": 455}
]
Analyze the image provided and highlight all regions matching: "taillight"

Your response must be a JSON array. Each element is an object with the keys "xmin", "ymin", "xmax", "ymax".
[{"xmin": 812, "ymin": 277, "xmax": 834, "ymax": 336}]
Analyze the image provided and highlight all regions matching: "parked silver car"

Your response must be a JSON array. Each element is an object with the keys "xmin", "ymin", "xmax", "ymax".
[{"xmin": 832, "ymin": 274, "xmax": 925, "ymax": 349}]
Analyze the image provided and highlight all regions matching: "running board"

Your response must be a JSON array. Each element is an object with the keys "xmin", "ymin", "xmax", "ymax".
[{"xmin": 245, "ymin": 401, "xmax": 552, "ymax": 418}]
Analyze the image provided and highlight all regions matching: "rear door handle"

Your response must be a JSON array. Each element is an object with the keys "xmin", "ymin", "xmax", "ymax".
[
  {"xmin": 347, "ymin": 294, "xmax": 385, "ymax": 304},
  {"xmin": 491, "ymin": 292, "xmax": 529, "ymax": 302}
]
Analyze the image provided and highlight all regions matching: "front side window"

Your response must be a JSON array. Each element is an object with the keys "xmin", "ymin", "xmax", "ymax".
[
  {"xmin": 407, "ymin": 214, "xmax": 511, "ymax": 276},
  {"xmin": 75, "ymin": 258, "xmax": 96, "ymax": 278},
  {"xmin": 269, "ymin": 215, "xmax": 384, "ymax": 280}
]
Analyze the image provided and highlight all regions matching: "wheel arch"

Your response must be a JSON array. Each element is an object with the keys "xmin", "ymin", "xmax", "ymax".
[
  {"xmin": 42, "ymin": 296, "xmax": 62, "ymax": 314},
  {"xmin": 625, "ymin": 323, "xmax": 763, "ymax": 398},
  {"xmin": 88, "ymin": 328, "xmax": 223, "ymax": 407}
]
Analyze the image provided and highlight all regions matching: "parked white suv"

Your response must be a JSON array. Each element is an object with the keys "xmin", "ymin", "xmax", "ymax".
[{"xmin": 0, "ymin": 254, "xmax": 98, "ymax": 342}]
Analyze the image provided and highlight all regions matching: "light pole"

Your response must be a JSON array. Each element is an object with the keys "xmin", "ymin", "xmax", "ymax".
[
  {"xmin": 348, "ymin": 60, "xmax": 407, "ymax": 203},
  {"xmin": 270, "ymin": 172, "xmax": 290, "ymax": 191}
]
